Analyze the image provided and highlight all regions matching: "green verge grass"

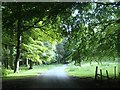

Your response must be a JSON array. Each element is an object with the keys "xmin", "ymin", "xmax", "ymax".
[
  {"xmin": 2, "ymin": 64, "xmax": 62, "ymax": 80},
  {"xmin": 65, "ymin": 62, "xmax": 119, "ymax": 79}
]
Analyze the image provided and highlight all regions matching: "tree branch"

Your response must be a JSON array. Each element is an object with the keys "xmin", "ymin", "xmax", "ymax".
[
  {"xmin": 40, "ymin": 28, "xmax": 60, "ymax": 40},
  {"xmin": 21, "ymin": 19, "xmax": 49, "ymax": 32}
]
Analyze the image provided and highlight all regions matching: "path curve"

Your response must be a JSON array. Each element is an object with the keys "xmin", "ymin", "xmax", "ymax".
[{"xmin": 2, "ymin": 65, "xmax": 80, "ymax": 89}]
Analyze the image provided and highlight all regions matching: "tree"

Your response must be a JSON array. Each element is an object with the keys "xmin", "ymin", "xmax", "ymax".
[
  {"xmin": 2, "ymin": 2, "xmax": 120, "ymax": 72},
  {"xmin": 2, "ymin": 2, "xmax": 73, "ymax": 72},
  {"xmin": 61, "ymin": 2, "xmax": 120, "ymax": 65}
]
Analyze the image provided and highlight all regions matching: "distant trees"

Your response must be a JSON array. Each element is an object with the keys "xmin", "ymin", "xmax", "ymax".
[{"xmin": 56, "ymin": 42, "xmax": 65, "ymax": 63}]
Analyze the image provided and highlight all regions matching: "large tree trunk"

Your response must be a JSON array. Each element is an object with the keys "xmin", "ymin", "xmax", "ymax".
[
  {"xmin": 14, "ymin": 18, "xmax": 22, "ymax": 72},
  {"xmin": 14, "ymin": 4, "xmax": 22, "ymax": 73},
  {"xmin": 14, "ymin": 32, "xmax": 21, "ymax": 73}
]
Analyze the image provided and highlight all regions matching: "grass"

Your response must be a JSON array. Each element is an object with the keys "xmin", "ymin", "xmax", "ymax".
[
  {"xmin": 2, "ymin": 64, "xmax": 62, "ymax": 80},
  {"xmin": 2, "ymin": 62, "xmax": 119, "ymax": 80},
  {"xmin": 65, "ymin": 61, "xmax": 119, "ymax": 79}
]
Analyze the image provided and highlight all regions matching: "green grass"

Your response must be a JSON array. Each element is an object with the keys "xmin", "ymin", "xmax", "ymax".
[
  {"xmin": 65, "ymin": 62, "xmax": 119, "ymax": 79},
  {"xmin": 2, "ymin": 64, "xmax": 62, "ymax": 80}
]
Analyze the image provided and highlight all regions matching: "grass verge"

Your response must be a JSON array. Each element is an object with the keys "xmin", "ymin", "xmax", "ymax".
[
  {"xmin": 65, "ymin": 62, "xmax": 119, "ymax": 79},
  {"xmin": 2, "ymin": 64, "xmax": 62, "ymax": 80}
]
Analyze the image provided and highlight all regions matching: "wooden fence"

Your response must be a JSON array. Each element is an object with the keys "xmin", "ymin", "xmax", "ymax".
[{"xmin": 95, "ymin": 66, "xmax": 117, "ymax": 80}]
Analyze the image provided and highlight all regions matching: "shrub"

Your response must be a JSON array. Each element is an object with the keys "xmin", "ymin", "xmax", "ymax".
[{"xmin": 2, "ymin": 68, "xmax": 8, "ymax": 76}]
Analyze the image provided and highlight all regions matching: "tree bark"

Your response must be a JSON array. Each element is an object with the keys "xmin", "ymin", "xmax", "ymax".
[
  {"xmin": 14, "ymin": 31, "xmax": 21, "ymax": 73},
  {"xmin": 14, "ymin": 4, "xmax": 22, "ymax": 73},
  {"xmin": 26, "ymin": 58, "xmax": 29, "ymax": 67},
  {"xmin": 29, "ymin": 60, "xmax": 33, "ymax": 69}
]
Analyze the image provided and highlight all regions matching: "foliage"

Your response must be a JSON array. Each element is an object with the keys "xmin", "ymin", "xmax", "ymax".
[
  {"xmin": 2, "ymin": 2, "xmax": 120, "ymax": 73},
  {"xmin": 2, "ymin": 2, "xmax": 73, "ymax": 72},
  {"xmin": 61, "ymin": 2, "xmax": 120, "ymax": 65}
]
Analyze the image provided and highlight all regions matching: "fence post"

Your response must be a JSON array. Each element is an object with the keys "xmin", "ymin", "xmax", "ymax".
[
  {"xmin": 100, "ymin": 69, "xmax": 102, "ymax": 80},
  {"xmin": 106, "ymin": 70, "xmax": 109, "ymax": 79},
  {"xmin": 95, "ymin": 66, "xmax": 98, "ymax": 80},
  {"xmin": 114, "ymin": 66, "xmax": 116, "ymax": 79},
  {"xmin": 119, "ymin": 72, "xmax": 120, "ymax": 79}
]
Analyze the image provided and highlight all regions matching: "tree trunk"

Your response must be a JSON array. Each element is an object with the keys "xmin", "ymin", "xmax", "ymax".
[
  {"xmin": 78, "ymin": 48, "xmax": 81, "ymax": 67},
  {"xmin": 4, "ymin": 58, "xmax": 8, "ymax": 69},
  {"xmin": 9, "ymin": 45, "xmax": 14, "ymax": 69},
  {"xmin": 26, "ymin": 58, "xmax": 29, "ymax": 67},
  {"xmin": 29, "ymin": 60, "xmax": 33, "ymax": 69},
  {"xmin": 14, "ymin": 32, "xmax": 21, "ymax": 73},
  {"xmin": 14, "ymin": 4, "xmax": 22, "ymax": 73},
  {"xmin": 14, "ymin": 25, "xmax": 21, "ymax": 73}
]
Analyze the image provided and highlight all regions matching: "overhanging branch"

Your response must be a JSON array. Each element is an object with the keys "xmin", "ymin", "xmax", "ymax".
[{"xmin": 21, "ymin": 19, "xmax": 49, "ymax": 32}]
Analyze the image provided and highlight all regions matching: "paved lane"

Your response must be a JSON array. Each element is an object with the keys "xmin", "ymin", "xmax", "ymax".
[{"xmin": 2, "ymin": 65, "xmax": 80, "ymax": 89}]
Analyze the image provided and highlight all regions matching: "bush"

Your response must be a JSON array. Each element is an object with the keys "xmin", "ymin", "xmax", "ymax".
[
  {"xmin": 2, "ymin": 68, "xmax": 8, "ymax": 76},
  {"xmin": 2, "ymin": 67, "xmax": 13, "ymax": 77}
]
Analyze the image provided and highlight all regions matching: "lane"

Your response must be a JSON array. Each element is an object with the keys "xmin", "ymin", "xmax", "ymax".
[
  {"xmin": 3, "ymin": 64, "xmax": 118, "ymax": 89},
  {"xmin": 40, "ymin": 64, "xmax": 68, "ymax": 77},
  {"xmin": 2, "ymin": 65, "xmax": 80, "ymax": 89},
  {"xmin": 31, "ymin": 64, "xmax": 79, "ymax": 88}
]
